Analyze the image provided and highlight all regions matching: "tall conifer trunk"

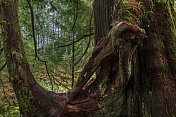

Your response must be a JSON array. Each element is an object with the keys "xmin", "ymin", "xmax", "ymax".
[{"xmin": 93, "ymin": 0, "xmax": 114, "ymax": 45}]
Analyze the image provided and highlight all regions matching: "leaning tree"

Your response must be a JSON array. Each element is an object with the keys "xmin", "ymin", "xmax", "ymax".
[{"xmin": 1, "ymin": 0, "xmax": 176, "ymax": 116}]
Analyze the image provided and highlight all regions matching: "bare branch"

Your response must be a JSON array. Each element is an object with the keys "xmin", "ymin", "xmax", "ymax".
[
  {"xmin": 26, "ymin": 0, "xmax": 54, "ymax": 91},
  {"xmin": 49, "ymin": 1, "xmax": 59, "ymax": 13},
  {"xmin": 57, "ymin": 33, "xmax": 94, "ymax": 48},
  {"xmin": 71, "ymin": 0, "xmax": 79, "ymax": 31},
  {"xmin": 74, "ymin": 11, "xmax": 93, "ymax": 66},
  {"xmin": 71, "ymin": 0, "xmax": 79, "ymax": 87}
]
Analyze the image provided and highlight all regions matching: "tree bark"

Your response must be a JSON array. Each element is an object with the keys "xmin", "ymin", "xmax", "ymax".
[
  {"xmin": 93, "ymin": 0, "xmax": 114, "ymax": 45},
  {"xmin": 145, "ymin": 1, "xmax": 176, "ymax": 116},
  {"xmin": 92, "ymin": 0, "xmax": 115, "ymax": 94}
]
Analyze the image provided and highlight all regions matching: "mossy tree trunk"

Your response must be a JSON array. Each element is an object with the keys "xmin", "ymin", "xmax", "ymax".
[
  {"xmin": 144, "ymin": 0, "xmax": 176, "ymax": 116},
  {"xmin": 0, "ymin": 1, "xmax": 39, "ymax": 116},
  {"xmin": 90, "ymin": 0, "xmax": 176, "ymax": 116}
]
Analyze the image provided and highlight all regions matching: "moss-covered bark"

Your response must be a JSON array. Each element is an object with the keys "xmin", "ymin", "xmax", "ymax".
[
  {"xmin": 89, "ymin": 0, "xmax": 176, "ymax": 117},
  {"xmin": 147, "ymin": 1, "xmax": 176, "ymax": 116},
  {"xmin": 0, "ymin": 1, "xmax": 39, "ymax": 116}
]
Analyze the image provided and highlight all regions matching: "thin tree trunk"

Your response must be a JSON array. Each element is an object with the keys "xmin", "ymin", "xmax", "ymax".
[{"xmin": 72, "ymin": 33, "xmax": 75, "ymax": 87}]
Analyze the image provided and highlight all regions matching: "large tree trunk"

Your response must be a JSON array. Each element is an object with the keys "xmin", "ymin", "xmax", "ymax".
[
  {"xmin": 144, "ymin": 1, "xmax": 176, "ymax": 116},
  {"xmin": 90, "ymin": 0, "xmax": 176, "ymax": 116},
  {"xmin": 1, "ymin": 0, "xmax": 176, "ymax": 117}
]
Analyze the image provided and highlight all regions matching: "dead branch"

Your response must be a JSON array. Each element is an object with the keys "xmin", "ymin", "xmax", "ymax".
[
  {"xmin": 26, "ymin": 0, "xmax": 54, "ymax": 90},
  {"xmin": 74, "ymin": 11, "xmax": 93, "ymax": 66},
  {"xmin": 71, "ymin": 0, "xmax": 79, "ymax": 31},
  {"xmin": 57, "ymin": 33, "xmax": 94, "ymax": 48}
]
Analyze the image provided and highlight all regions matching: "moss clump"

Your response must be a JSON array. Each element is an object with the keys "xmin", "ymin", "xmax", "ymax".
[{"xmin": 113, "ymin": 2, "xmax": 143, "ymax": 24}]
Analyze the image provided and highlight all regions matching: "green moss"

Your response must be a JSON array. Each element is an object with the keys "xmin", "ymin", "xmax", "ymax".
[
  {"xmin": 166, "ymin": 28, "xmax": 176, "ymax": 61},
  {"xmin": 12, "ymin": 51, "xmax": 16, "ymax": 58},
  {"xmin": 113, "ymin": 2, "xmax": 133, "ymax": 22},
  {"xmin": 113, "ymin": 1, "xmax": 144, "ymax": 28},
  {"xmin": 167, "ymin": 3, "xmax": 175, "ymax": 29},
  {"xmin": 90, "ymin": 88, "xmax": 128, "ymax": 117}
]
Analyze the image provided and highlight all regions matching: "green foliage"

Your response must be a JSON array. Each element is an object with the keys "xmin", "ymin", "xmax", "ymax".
[
  {"xmin": 18, "ymin": 0, "xmax": 93, "ymax": 91},
  {"xmin": 0, "ymin": 104, "xmax": 20, "ymax": 117}
]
